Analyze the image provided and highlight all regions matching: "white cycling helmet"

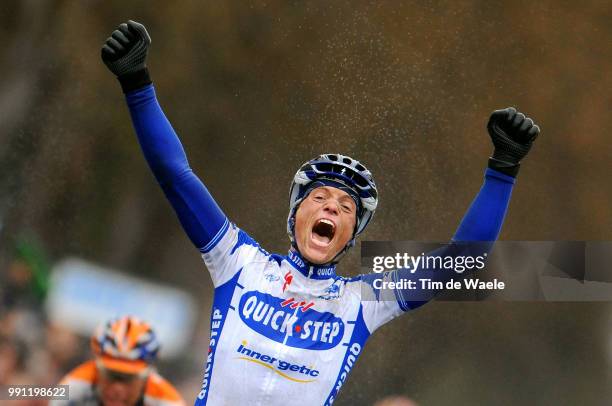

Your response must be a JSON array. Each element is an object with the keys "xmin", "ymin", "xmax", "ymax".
[{"xmin": 287, "ymin": 153, "xmax": 378, "ymax": 262}]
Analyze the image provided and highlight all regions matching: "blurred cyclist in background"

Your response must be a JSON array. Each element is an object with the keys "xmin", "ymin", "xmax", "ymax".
[{"xmin": 52, "ymin": 315, "xmax": 185, "ymax": 406}]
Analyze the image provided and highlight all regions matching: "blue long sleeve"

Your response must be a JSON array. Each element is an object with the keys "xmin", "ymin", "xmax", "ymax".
[
  {"xmin": 125, "ymin": 85, "xmax": 227, "ymax": 251},
  {"xmin": 452, "ymin": 168, "xmax": 515, "ymax": 242},
  {"xmin": 362, "ymin": 168, "xmax": 515, "ymax": 311}
]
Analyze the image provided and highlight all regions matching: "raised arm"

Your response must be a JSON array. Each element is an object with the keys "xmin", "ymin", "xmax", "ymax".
[
  {"xmin": 453, "ymin": 106, "xmax": 540, "ymax": 243},
  {"xmin": 360, "ymin": 108, "xmax": 541, "ymax": 331},
  {"xmin": 101, "ymin": 20, "xmax": 227, "ymax": 251},
  {"xmin": 398, "ymin": 108, "xmax": 541, "ymax": 306}
]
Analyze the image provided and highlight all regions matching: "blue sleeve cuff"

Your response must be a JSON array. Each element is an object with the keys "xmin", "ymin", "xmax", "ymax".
[
  {"xmin": 125, "ymin": 83, "xmax": 155, "ymax": 103},
  {"xmin": 485, "ymin": 167, "xmax": 516, "ymax": 184}
]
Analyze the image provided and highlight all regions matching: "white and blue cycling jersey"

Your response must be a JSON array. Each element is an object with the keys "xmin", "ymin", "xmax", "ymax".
[{"xmin": 124, "ymin": 84, "xmax": 516, "ymax": 405}]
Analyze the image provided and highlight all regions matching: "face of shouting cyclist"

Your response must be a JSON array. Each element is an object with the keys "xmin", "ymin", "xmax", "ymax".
[{"xmin": 294, "ymin": 186, "xmax": 357, "ymax": 264}]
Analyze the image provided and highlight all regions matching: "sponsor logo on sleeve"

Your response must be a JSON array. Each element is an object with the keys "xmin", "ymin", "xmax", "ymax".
[
  {"xmin": 264, "ymin": 273, "xmax": 280, "ymax": 282},
  {"xmin": 198, "ymin": 308, "xmax": 223, "ymax": 400},
  {"xmin": 327, "ymin": 342, "xmax": 362, "ymax": 405},
  {"xmin": 318, "ymin": 280, "xmax": 343, "ymax": 300}
]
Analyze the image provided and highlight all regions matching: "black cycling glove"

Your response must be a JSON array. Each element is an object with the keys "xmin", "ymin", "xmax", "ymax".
[
  {"xmin": 101, "ymin": 20, "xmax": 152, "ymax": 93},
  {"xmin": 487, "ymin": 107, "xmax": 541, "ymax": 177}
]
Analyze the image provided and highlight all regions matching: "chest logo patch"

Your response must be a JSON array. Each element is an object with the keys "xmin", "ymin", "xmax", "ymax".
[{"xmin": 239, "ymin": 291, "xmax": 344, "ymax": 350}]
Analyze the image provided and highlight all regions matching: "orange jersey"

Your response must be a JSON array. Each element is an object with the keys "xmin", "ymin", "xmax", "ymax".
[{"xmin": 51, "ymin": 360, "xmax": 186, "ymax": 406}]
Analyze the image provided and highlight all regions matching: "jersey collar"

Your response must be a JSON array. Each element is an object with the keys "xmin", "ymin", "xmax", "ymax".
[{"xmin": 285, "ymin": 249, "xmax": 337, "ymax": 280}]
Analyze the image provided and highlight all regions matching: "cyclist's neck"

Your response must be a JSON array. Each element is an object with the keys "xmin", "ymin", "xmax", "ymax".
[{"xmin": 286, "ymin": 249, "xmax": 337, "ymax": 279}]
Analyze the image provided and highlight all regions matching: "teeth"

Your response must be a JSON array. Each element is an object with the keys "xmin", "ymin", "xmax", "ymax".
[{"xmin": 320, "ymin": 219, "xmax": 334, "ymax": 228}]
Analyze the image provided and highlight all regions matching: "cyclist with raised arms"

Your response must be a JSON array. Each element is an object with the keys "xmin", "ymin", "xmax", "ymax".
[{"xmin": 100, "ymin": 21, "xmax": 541, "ymax": 406}]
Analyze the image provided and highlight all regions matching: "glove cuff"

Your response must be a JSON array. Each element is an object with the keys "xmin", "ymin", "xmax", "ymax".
[
  {"xmin": 118, "ymin": 68, "xmax": 152, "ymax": 93},
  {"xmin": 488, "ymin": 157, "xmax": 520, "ymax": 178}
]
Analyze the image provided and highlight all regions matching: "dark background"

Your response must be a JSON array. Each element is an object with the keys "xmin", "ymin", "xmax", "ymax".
[{"xmin": 0, "ymin": 1, "xmax": 610, "ymax": 405}]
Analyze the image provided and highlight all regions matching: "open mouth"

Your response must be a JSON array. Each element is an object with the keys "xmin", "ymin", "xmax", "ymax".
[{"xmin": 311, "ymin": 218, "xmax": 336, "ymax": 246}]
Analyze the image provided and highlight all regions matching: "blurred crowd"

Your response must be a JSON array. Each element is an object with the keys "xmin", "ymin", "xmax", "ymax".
[
  {"xmin": 0, "ymin": 237, "xmax": 203, "ymax": 404},
  {"xmin": 0, "ymin": 239, "xmax": 86, "ymax": 404}
]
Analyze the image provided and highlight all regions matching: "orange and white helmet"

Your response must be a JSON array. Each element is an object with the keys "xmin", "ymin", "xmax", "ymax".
[{"xmin": 91, "ymin": 315, "xmax": 160, "ymax": 374}]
